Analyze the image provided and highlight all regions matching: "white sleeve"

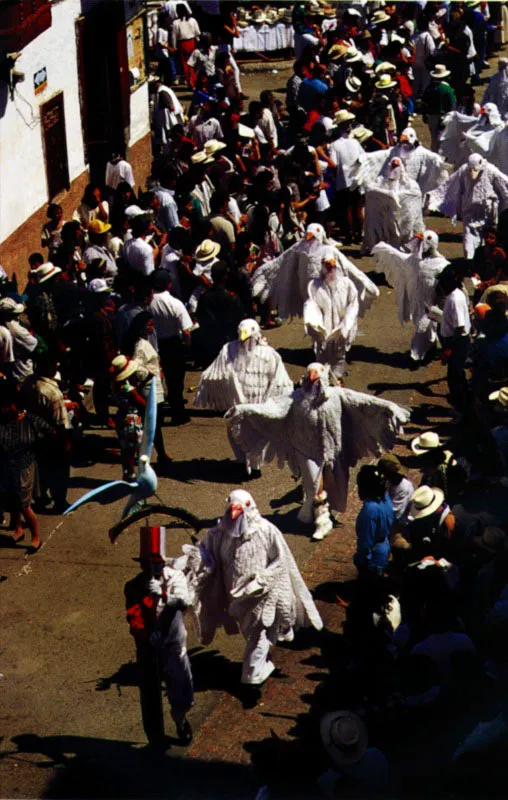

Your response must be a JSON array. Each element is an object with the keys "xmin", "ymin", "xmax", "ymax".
[
  {"xmin": 142, "ymin": 244, "xmax": 155, "ymax": 276},
  {"xmin": 176, "ymin": 300, "xmax": 193, "ymax": 332}
]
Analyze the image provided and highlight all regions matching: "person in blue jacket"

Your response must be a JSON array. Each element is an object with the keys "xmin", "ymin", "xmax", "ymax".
[{"xmin": 354, "ymin": 464, "xmax": 393, "ymax": 576}]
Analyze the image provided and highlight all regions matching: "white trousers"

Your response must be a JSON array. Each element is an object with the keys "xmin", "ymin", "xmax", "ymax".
[
  {"xmin": 297, "ymin": 455, "xmax": 322, "ymax": 523},
  {"xmin": 241, "ymin": 628, "xmax": 273, "ymax": 684}
]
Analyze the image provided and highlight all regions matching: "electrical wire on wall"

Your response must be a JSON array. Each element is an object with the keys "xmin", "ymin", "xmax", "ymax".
[{"xmin": 14, "ymin": 85, "xmax": 39, "ymax": 130}]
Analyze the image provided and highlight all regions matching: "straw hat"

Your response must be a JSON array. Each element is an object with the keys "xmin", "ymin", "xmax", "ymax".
[
  {"xmin": 88, "ymin": 219, "xmax": 111, "ymax": 235},
  {"xmin": 359, "ymin": 29, "xmax": 372, "ymax": 40},
  {"xmin": 344, "ymin": 48, "xmax": 362, "ymax": 63},
  {"xmin": 280, "ymin": 7, "xmax": 293, "ymax": 24},
  {"xmin": 204, "ymin": 139, "xmax": 227, "ymax": 157},
  {"xmin": 371, "ymin": 9, "xmax": 390, "ymax": 24},
  {"xmin": 350, "ymin": 125, "xmax": 374, "ymax": 144},
  {"xmin": 251, "ymin": 8, "xmax": 268, "ymax": 24},
  {"xmin": 489, "ymin": 387, "xmax": 508, "ymax": 407},
  {"xmin": 88, "ymin": 278, "xmax": 112, "ymax": 293},
  {"xmin": 320, "ymin": 711, "xmax": 368, "ymax": 767},
  {"xmin": 334, "ymin": 109, "xmax": 356, "ymax": 125},
  {"xmin": 473, "ymin": 526, "xmax": 508, "ymax": 553},
  {"xmin": 0, "ymin": 297, "xmax": 24, "ymax": 316},
  {"xmin": 238, "ymin": 123, "xmax": 255, "ymax": 139},
  {"xmin": 328, "ymin": 43, "xmax": 349, "ymax": 61},
  {"xmin": 430, "ymin": 64, "xmax": 451, "ymax": 80},
  {"xmin": 191, "ymin": 150, "xmax": 213, "ymax": 165},
  {"xmin": 37, "ymin": 263, "xmax": 62, "ymax": 284},
  {"xmin": 378, "ymin": 453, "xmax": 406, "ymax": 478},
  {"xmin": 265, "ymin": 8, "xmax": 279, "ymax": 25},
  {"xmin": 346, "ymin": 76, "xmax": 362, "ymax": 94},
  {"xmin": 195, "ymin": 239, "xmax": 221, "ymax": 262},
  {"xmin": 410, "ymin": 486, "xmax": 445, "ymax": 520},
  {"xmin": 125, "ymin": 205, "xmax": 145, "ymax": 219},
  {"xmin": 375, "ymin": 61, "xmax": 397, "ymax": 74},
  {"xmin": 375, "ymin": 73, "xmax": 397, "ymax": 90},
  {"xmin": 110, "ymin": 355, "xmax": 139, "ymax": 382},
  {"xmin": 411, "ymin": 431, "xmax": 442, "ymax": 455}
]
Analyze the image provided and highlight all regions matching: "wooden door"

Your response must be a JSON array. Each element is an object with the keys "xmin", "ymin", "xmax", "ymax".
[{"xmin": 41, "ymin": 92, "xmax": 70, "ymax": 199}]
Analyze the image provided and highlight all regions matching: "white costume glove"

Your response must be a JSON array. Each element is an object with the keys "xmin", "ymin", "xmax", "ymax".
[{"xmin": 148, "ymin": 578, "xmax": 163, "ymax": 596}]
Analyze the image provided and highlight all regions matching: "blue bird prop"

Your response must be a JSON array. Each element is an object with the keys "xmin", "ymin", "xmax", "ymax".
[{"xmin": 64, "ymin": 380, "xmax": 159, "ymax": 521}]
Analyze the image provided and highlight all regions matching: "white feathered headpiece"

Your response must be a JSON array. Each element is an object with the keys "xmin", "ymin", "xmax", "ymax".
[
  {"xmin": 238, "ymin": 318, "xmax": 261, "ymax": 343},
  {"xmin": 306, "ymin": 223, "xmax": 326, "ymax": 243},
  {"xmin": 468, "ymin": 153, "xmax": 485, "ymax": 175},
  {"xmin": 422, "ymin": 230, "xmax": 439, "ymax": 256},
  {"xmin": 481, "ymin": 102, "xmax": 502, "ymax": 126},
  {"xmin": 400, "ymin": 126, "xmax": 418, "ymax": 146},
  {"xmin": 221, "ymin": 489, "xmax": 260, "ymax": 539}
]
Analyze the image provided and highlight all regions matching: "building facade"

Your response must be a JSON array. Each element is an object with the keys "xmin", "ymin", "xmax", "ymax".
[{"xmin": 0, "ymin": 0, "xmax": 152, "ymax": 277}]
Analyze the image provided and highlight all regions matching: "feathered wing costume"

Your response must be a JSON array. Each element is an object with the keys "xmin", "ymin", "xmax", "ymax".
[
  {"xmin": 352, "ymin": 127, "xmax": 448, "ymax": 195},
  {"xmin": 226, "ymin": 364, "xmax": 410, "ymax": 540},
  {"xmin": 361, "ymin": 158, "xmax": 425, "ymax": 255},
  {"xmin": 372, "ymin": 232, "xmax": 449, "ymax": 361},
  {"xmin": 194, "ymin": 319, "xmax": 293, "ymax": 410},
  {"xmin": 183, "ymin": 490, "xmax": 323, "ymax": 685},
  {"xmin": 483, "ymin": 65, "xmax": 508, "ymax": 119},
  {"xmin": 251, "ymin": 223, "xmax": 379, "ymax": 319},
  {"xmin": 303, "ymin": 246, "xmax": 360, "ymax": 378},
  {"xmin": 427, "ymin": 154, "xmax": 508, "ymax": 258},
  {"xmin": 439, "ymin": 105, "xmax": 504, "ymax": 168}
]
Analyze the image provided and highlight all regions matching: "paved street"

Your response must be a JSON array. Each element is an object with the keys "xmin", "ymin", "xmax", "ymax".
[{"xmin": 0, "ymin": 64, "xmax": 479, "ymax": 799}]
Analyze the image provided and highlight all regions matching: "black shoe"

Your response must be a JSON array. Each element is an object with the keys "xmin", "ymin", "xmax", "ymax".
[
  {"xmin": 171, "ymin": 413, "xmax": 191, "ymax": 426},
  {"xmin": 175, "ymin": 717, "xmax": 193, "ymax": 745}
]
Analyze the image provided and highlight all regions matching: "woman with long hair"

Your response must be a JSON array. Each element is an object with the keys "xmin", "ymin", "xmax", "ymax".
[{"xmin": 172, "ymin": 3, "xmax": 200, "ymax": 89}]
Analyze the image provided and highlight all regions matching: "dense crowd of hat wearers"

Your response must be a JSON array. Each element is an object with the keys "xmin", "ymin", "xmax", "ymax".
[{"xmin": 3, "ymin": 0, "xmax": 508, "ymax": 792}]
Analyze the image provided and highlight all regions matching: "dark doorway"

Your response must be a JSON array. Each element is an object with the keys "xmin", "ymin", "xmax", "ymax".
[
  {"xmin": 76, "ymin": 2, "xmax": 130, "ymax": 184},
  {"xmin": 41, "ymin": 91, "xmax": 70, "ymax": 200}
]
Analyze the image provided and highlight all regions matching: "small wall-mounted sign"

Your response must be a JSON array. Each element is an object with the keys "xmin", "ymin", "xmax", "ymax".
[{"xmin": 34, "ymin": 66, "xmax": 47, "ymax": 95}]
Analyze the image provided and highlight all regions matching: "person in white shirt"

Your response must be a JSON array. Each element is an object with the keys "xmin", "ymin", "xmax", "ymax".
[
  {"xmin": 172, "ymin": 4, "xmax": 200, "ymax": 88},
  {"xmin": 188, "ymin": 103, "xmax": 224, "ymax": 149},
  {"xmin": 0, "ymin": 298, "xmax": 38, "ymax": 384},
  {"xmin": 257, "ymin": 91, "xmax": 279, "ymax": 151},
  {"xmin": 149, "ymin": 269, "xmax": 193, "ymax": 425},
  {"xmin": 328, "ymin": 111, "xmax": 365, "ymax": 244},
  {"xmin": 438, "ymin": 267, "xmax": 472, "ymax": 415},
  {"xmin": 123, "ymin": 215, "xmax": 158, "ymax": 277},
  {"xmin": 0, "ymin": 321, "xmax": 15, "ymax": 376},
  {"xmin": 152, "ymin": 166, "xmax": 180, "ymax": 233},
  {"xmin": 377, "ymin": 454, "xmax": 415, "ymax": 527},
  {"xmin": 105, "ymin": 153, "xmax": 135, "ymax": 192}
]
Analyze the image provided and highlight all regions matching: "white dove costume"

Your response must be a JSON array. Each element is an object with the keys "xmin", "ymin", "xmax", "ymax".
[
  {"xmin": 251, "ymin": 223, "xmax": 379, "ymax": 320},
  {"xmin": 427, "ymin": 153, "xmax": 508, "ymax": 258},
  {"xmin": 194, "ymin": 319, "xmax": 294, "ymax": 472},
  {"xmin": 361, "ymin": 158, "xmax": 425, "ymax": 255},
  {"xmin": 352, "ymin": 127, "xmax": 448, "ymax": 196},
  {"xmin": 303, "ymin": 248, "xmax": 360, "ymax": 378},
  {"xmin": 372, "ymin": 231, "xmax": 449, "ymax": 362},
  {"xmin": 226, "ymin": 364, "xmax": 410, "ymax": 540},
  {"xmin": 482, "ymin": 61, "xmax": 508, "ymax": 119},
  {"xmin": 439, "ymin": 104, "xmax": 504, "ymax": 168},
  {"xmin": 195, "ymin": 490, "xmax": 323, "ymax": 685}
]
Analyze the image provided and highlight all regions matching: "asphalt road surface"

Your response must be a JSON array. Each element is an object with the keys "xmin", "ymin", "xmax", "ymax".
[{"xmin": 0, "ymin": 61, "xmax": 493, "ymax": 799}]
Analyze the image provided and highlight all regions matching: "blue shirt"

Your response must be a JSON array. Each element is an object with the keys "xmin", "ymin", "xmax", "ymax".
[{"xmin": 355, "ymin": 495, "xmax": 393, "ymax": 571}]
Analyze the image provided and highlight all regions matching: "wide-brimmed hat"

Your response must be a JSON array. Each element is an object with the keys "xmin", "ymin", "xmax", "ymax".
[
  {"xmin": 110, "ymin": 355, "xmax": 139, "ymax": 382},
  {"xmin": 88, "ymin": 219, "xmax": 111, "ymax": 235},
  {"xmin": 265, "ymin": 7, "xmax": 279, "ymax": 25},
  {"xmin": 378, "ymin": 453, "xmax": 407, "ymax": 478},
  {"xmin": 375, "ymin": 60, "xmax": 397, "ymax": 74},
  {"xmin": 344, "ymin": 48, "xmax": 362, "ymax": 63},
  {"xmin": 251, "ymin": 8, "xmax": 268, "ymax": 24},
  {"xmin": 125, "ymin": 205, "xmax": 145, "ymax": 219},
  {"xmin": 0, "ymin": 297, "xmax": 24, "ymax": 315},
  {"xmin": 345, "ymin": 76, "xmax": 362, "ymax": 94},
  {"xmin": 411, "ymin": 431, "xmax": 442, "ymax": 455},
  {"xmin": 473, "ymin": 526, "xmax": 508, "ymax": 553},
  {"xmin": 320, "ymin": 711, "xmax": 368, "ymax": 767},
  {"xmin": 430, "ymin": 64, "xmax": 451, "ymax": 80},
  {"xmin": 328, "ymin": 43, "xmax": 349, "ymax": 61},
  {"xmin": 371, "ymin": 9, "xmax": 390, "ymax": 24},
  {"xmin": 204, "ymin": 139, "xmax": 227, "ymax": 157},
  {"xmin": 334, "ymin": 109, "xmax": 356, "ymax": 125},
  {"xmin": 191, "ymin": 150, "xmax": 213, "ymax": 165},
  {"xmin": 466, "ymin": 0, "xmax": 482, "ymax": 7},
  {"xmin": 350, "ymin": 125, "xmax": 374, "ymax": 144},
  {"xmin": 410, "ymin": 486, "xmax": 445, "ymax": 520},
  {"xmin": 88, "ymin": 278, "xmax": 112, "ymax": 293},
  {"xmin": 489, "ymin": 387, "xmax": 508, "ymax": 407},
  {"xmin": 37, "ymin": 263, "xmax": 62, "ymax": 284},
  {"xmin": 375, "ymin": 73, "xmax": 397, "ymax": 90},
  {"xmin": 238, "ymin": 123, "xmax": 255, "ymax": 139},
  {"xmin": 195, "ymin": 239, "xmax": 221, "ymax": 262},
  {"xmin": 359, "ymin": 28, "xmax": 372, "ymax": 40}
]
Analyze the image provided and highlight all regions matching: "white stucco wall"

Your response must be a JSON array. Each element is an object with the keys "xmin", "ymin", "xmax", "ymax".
[
  {"xmin": 0, "ymin": 0, "xmax": 86, "ymax": 242},
  {"xmin": 129, "ymin": 81, "xmax": 150, "ymax": 148}
]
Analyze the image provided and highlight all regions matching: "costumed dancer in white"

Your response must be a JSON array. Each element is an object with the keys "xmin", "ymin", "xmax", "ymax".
[
  {"xmin": 192, "ymin": 490, "xmax": 323, "ymax": 686},
  {"xmin": 361, "ymin": 157, "xmax": 425, "ymax": 255},
  {"xmin": 372, "ymin": 231, "xmax": 449, "ymax": 364},
  {"xmin": 352, "ymin": 126, "xmax": 448, "ymax": 196},
  {"xmin": 427, "ymin": 153, "xmax": 508, "ymax": 259},
  {"xmin": 483, "ymin": 58, "xmax": 508, "ymax": 119},
  {"xmin": 303, "ymin": 247, "xmax": 359, "ymax": 379},
  {"xmin": 226, "ymin": 363, "xmax": 410, "ymax": 541},
  {"xmin": 251, "ymin": 223, "xmax": 378, "ymax": 321},
  {"xmin": 194, "ymin": 318, "xmax": 294, "ymax": 474},
  {"xmin": 439, "ymin": 103, "xmax": 503, "ymax": 168}
]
